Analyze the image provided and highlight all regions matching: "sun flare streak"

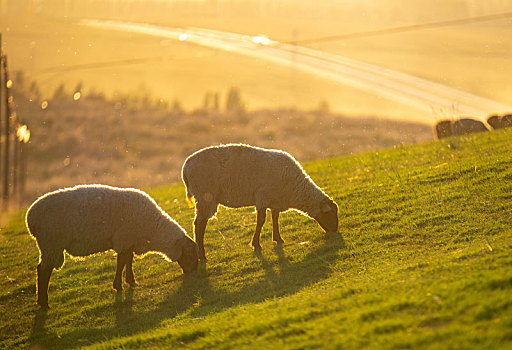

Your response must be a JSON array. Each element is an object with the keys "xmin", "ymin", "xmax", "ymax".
[{"xmin": 80, "ymin": 19, "xmax": 512, "ymax": 122}]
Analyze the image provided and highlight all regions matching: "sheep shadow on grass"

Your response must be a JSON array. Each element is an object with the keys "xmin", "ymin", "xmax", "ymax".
[
  {"xmin": 28, "ymin": 234, "xmax": 346, "ymax": 348},
  {"xmin": 241, "ymin": 233, "xmax": 346, "ymax": 308}
]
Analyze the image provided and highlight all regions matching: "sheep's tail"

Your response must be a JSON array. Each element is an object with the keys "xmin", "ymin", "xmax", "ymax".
[
  {"xmin": 185, "ymin": 191, "xmax": 195, "ymax": 208},
  {"xmin": 25, "ymin": 202, "xmax": 39, "ymax": 238},
  {"xmin": 182, "ymin": 171, "xmax": 195, "ymax": 208}
]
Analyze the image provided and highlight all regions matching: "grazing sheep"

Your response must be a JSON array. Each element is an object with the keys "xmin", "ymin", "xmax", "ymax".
[
  {"xmin": 452, "ymin": 118, "xmax": 490, "ymax": 136},
  {"xmin": 487, "ymin": 114, "xmax": 512, "ymax": 129},
  {"xmin": 487, "ymin": 115, "xmax": 502, "ymax": 129},
  {"xmin": 503, "ymin": 114, "xmax": 512, "ymax": 127},
  {"xmin": 26, "ymin": 185, "xmax": 198, "ymax": 308},
  {"xmin": 434, "ymin": 120, "xmax": 453, "ymax": 139},
  {"xmin": 434, "ymin": 118, "xmax": 490, "ymax": 139},
  {"xmin": 181, "ymin": 144, "xmax": 339, "ymax": 260}
]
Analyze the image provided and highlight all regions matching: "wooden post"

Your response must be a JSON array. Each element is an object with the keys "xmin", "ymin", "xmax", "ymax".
[
  {"xmin": 14, "ymin": 122, "xmax": 29, "ymax": 207},
  {"xmin": 18, "ymin": 137, "xmax": 26, "ymax": 208},
  {"xmin": 12, "ymin": 128, "xmax": 18, "ymax": 204},
  {"xmin": 2, "ymin": 54, "xmax": 10, "ymax": 208},
  {"xmin": 0, "ymin": 33, "xmax": 3, "ymax": 206}
]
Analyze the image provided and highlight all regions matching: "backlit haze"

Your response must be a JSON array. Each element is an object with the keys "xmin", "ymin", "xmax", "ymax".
[{"xmin": 2, "ymin": 0, "xmax": 511, "ymax": 122}]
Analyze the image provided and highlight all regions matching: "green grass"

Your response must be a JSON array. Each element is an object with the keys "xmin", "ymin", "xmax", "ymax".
[{"xmin": 1, "ymin": 129, "xmax": 512, "ymax": 349}]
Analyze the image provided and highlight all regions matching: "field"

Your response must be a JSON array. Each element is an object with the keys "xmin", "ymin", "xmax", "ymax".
[
  {"xmin": 1, "ymin": 128, "xmax": 511, "ymax": 349},
  {"xmin": 11, "ymin": 86, "xmax": 432, "ymax": 204},
  {"xmin": 1, "ymin": 1, "xmax": 512, "ymax": 120}
]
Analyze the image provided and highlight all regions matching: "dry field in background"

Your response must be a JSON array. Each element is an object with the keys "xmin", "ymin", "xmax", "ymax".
[
  {"xmin": 16, "ymin": 93, "xmax": 432, "ymax": 203},
  {"xmin": 2, "ymin": 0, "xmax": 508, "ymax": 202},
  {"xmin": 1, "ymin": 1, "xmax": 511, "ymax": 120}
]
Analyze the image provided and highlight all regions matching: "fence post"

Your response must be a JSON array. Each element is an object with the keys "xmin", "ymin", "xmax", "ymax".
[
  {"xmin": 19, "ymin": 135, "xmax": 26, "ymax": 208},
  {"xmin": 2, "ymin": 54, "xmax": 10, "ymax": 209},
  {"xmin": 17, "ymin": 123, "xmax": 29, "ymax": 208},
  {"xmin": 0, "ymin": 32, "xmax": 3, "ymax": 207},
  {"xmin": 12, "ymin": 126, "xmax": 18, "ymax": 204}
]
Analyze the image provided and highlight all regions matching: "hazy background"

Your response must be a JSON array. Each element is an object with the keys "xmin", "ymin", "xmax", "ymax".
[
  {"xmin": 0, "ymin": 0, "xmax": 510, "ymax": 201},
  {"xmin": 2, "ymin": 0, "xmax": 511, "ymax": 118}
]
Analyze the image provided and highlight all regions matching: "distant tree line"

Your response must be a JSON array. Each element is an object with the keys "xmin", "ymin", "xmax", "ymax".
[{"xmin": 11, "ymin": 71, "xmax": 247, "ymax": 116}]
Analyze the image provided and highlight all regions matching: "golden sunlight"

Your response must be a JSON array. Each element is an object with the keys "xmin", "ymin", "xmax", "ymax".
[
  {"xmin": 16, "ymin": 125, "xmax": 31, "ymax": 143},
  {"xmin": 252, "ymin": 36, "xmax": 270, "ymax": 45}
]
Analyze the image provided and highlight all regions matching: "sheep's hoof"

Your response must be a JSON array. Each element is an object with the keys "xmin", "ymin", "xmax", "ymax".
[
  {"xmin": 126, "ymin": 276, "xmax": 137, "ymax": 287},
  {"xmin": 251, "ymin": 243, "xmax": 262, "ymax": 251},
  {"xmin": 273, "ymin": 238, "xmax": 284, "ymax": 245},
  {"xmin": 37, "ymin": 300, "xmax": 49, "ymax": 310},
  {"xmin": 113, "ymin": 282, "xmax": 123, "ymax": 292}
]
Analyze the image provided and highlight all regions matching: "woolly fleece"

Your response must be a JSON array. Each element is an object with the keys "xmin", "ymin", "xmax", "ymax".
[
  {"xmin": 182, "ymin": 144, "xmax": 333, "ymax": 219},
  {"xmin": 26, "ymin": 184, "xmax": 189, "ymax": 269}
]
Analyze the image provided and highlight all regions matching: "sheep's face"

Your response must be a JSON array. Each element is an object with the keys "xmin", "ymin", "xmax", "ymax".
[
  {"xmin": 177, "ymin": 237, "xmax": 199, "ymax": 273},
  {"xmin": 313, "ymin": 198, "xmax": 338, "ymax": 233}
]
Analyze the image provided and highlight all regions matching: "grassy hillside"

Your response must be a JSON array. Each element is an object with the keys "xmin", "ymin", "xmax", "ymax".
[{"xmin": 1, "ymin": 128, "xmax": 512, "ymax": 349}]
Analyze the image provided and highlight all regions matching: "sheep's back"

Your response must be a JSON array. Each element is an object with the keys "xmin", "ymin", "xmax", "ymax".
[
  {"xmin": 26, "ymin": 185, "xmax": 157, "ymax": 256},
  {"xmin": 185, "ymin": 145, "xmax": 306, "ymax": 209},
  {"xmin": 452, "ymin": 118, "xmax": 489, "ymax": 135},
  {"xmin": 27, "ymin": 187, "xmax": 115, "ymax": 255}
]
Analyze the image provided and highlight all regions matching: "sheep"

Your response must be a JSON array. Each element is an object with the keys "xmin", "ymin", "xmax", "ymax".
[
  {"xmin": 434, "ymin": 120, "xmax": 453, "ymax": 139},
  {"xmin": 434, "ymin": 118, "xmax": 490, "ymax": 139},
  {"xmin": 181, "ymin": 144, "xmax": 339, "ymax": 260},
  {"xmin": 504, "ymin": 115, "xmax": 512, "ymax": 128},
  {"xmin": 26, "ymin": 184, "xmax": 198, "ymax": 308},
  {"xmin": 452, "ymin": 118, "xmax": 490, "ymax": 136},
  {"xmin": 487, "ymin": 115, "xmax": 502, "ymax": 129},
  {"xmin": 487, "ymin": 114, "xmax": 512, "ymax": 129}
]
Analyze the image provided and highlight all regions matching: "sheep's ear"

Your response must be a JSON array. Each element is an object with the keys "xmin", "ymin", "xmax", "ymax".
[{"xmin": 320, "ymin": 198, "xmax": 333, "ymax": 213}]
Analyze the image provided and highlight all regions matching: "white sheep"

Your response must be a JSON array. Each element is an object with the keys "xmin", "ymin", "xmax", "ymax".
[
  {"xmin": 181, "ymin": 144, "xmax": 339, "ymax": 260},
  {"xmin": 26, "ymin": 184, "xmax": 198, "ymax": 308}
]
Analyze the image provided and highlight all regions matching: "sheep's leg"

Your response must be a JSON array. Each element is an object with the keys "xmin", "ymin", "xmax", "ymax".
[
  {"xmin": 251, "ymin": 208, "xmax": 266, "ymax": 250},
  {"xmin": 125, "ymin": 251, "xmax": 137, "ymax": 288},
  {"xmin": 271, "ymin": 210, "xmax": 284, "ymax": 244},
  {"xmin": 194, "ymin": 216, "xmax": 208, "ymax": 261},
  {"xmin": 113, "ymin": 252, "xmax": 128, "ymax": 291},
  {"xmin": 194, "ymin": 201, "xmax": 218, "ymax": 261},
  {"xmin": 36, "ymin": 263, "xmax": 53, "ymax": 309}
]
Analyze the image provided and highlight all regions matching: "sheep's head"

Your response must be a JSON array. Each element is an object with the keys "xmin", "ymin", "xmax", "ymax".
[
  {"xmin": 177, "ymin": 236, "xmax": 199, "ymax": 273},
  {"xmin": 312, "ymin": 198, "xmax": 338, "ymax": 233}
]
